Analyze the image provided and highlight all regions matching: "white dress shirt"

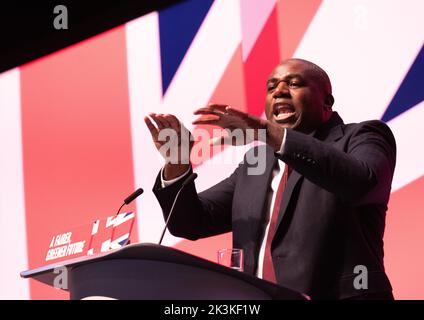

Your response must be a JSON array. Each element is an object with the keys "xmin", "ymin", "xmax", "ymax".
[{"xmin": 160, "ymin": 129, "xmax": 287, "ymax": 279}]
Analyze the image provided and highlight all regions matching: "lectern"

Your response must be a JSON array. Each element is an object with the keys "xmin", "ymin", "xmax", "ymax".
[{"xmin": 21, "ymin": 243, "xmax": 307, "ymax": 300}]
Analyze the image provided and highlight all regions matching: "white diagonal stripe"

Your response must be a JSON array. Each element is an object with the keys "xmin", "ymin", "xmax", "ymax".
[
  {"xmin": 387, "ymin": 101, "xmax": 424, "ymax": 192},
  {"xmin": 161, "ymin": 0, "xmax": 242, "ymax": 128},
  {"xmin": 126, "ymin": 12, "xmax": 166, "ymax": 243},
  {"xmin": 126, "ymin": 1, "xmax": 242, "ymax": 245}
]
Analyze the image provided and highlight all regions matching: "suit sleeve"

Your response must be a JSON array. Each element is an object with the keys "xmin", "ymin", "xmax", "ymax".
[
  {"xmin": 152, "ymin": 162, "xmax": 243, "ymax": 240},
  {"xmin": 276, "ymin": 120, "xmax": 396, "ymax": 205}
]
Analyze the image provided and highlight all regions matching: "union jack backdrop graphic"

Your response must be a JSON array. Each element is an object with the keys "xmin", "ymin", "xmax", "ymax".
[{"xmin": 0, "ymin": 0, "xmax": 423, "ymax": 299}]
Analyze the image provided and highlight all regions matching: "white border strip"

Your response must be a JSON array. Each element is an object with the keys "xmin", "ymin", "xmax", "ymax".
[{"xmin": 0, "ymin": 68, "xmax": 30, "ymax": 299}]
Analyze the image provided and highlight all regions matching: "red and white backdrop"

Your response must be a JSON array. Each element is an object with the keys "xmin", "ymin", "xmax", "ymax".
[{"xmin": 0, "ymin": 0, "xmax": 422, "ymax": 299}]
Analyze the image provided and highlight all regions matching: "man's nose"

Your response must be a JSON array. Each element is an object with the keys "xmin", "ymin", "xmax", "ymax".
[{"xmin": 273, "ymin": 81, "xmax": 290, "ymax": 98}]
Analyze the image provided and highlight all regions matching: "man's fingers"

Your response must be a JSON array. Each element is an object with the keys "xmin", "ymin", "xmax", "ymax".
[
  {"xmin": 225, "ymin": 106, "xmax": 247, "ymax": 118},
  {"xmin": 193, "ymin": 108, "xmax": 224, "ymax": 117},
  {"xmin": 150, "ymin": 113, "xmax": 170, "ymax": 130},
  {"xmin": 194, "ymin": 103, "xmax": 229, "ymax": 114},
  {"xmin": 192, "ymin": 119, "xmax": 219, "ymax": 125},
  {"xmin": 226, "ymin": 106, "xmax": 262, "ymax": 126},
  {"xmin": 149, "ymin": 114, "xmax": 164, "ymax": 129},
  {"xmin": 208, "ymin": 104, "xmax": 229, "ymax": 112},
  {"xmin": 147, "ymin": 113, "xmax": 191, "ymax": 137},
  {"xmin": 192, "ymin": 115, "xmax": 220, "ymax": 125},
  {"xmin": 163, "ymin": 114, "xmax": 180, "ymax": 131},
  {"xmin": 158, "ymin": 113, "xmax": 174, "ymax": 128},
  {"xmin": 144, "ymin": 116, "xmax": 159, "ymax": 139},
  {"xmin": 162, "ymin": 114, "xmax": 193, "ymax": 142},
  {"xmin": 193, "ymin": 104, "xmax": 229, "ymax": 115}
]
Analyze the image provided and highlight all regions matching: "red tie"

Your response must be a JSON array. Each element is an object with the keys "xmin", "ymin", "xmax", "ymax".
[{"xmin": 262, "ymin": 164, "xmax": 290, "ymax": 283}]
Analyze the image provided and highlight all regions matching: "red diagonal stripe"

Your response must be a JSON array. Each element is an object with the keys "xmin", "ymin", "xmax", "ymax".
[
  {"xmin": 20, "ymin": 27, "xmax": 137, "ymax": 299},
  {"xmin": 243, "ymin": 7, "xmax": 280, "ymax": 117},
  {"xmin": 385, "ymin": 175, "xmax": 424, "ymax": 299},
  {"xmin": 277, "ymin": 0, "xmax": 322, "ymax": 60}
]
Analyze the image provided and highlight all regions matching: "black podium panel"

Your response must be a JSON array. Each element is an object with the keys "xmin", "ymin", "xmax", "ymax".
[
  {"xmin": 71, "ymin": 259, "xmax": 271, "ymax": 299},
  {"xmin": 22, "ymin": 243, "xmax": 307, "ymax": 300}
]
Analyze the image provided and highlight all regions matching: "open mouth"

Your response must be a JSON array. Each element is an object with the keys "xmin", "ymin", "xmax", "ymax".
[{"xmin": 273, "ymin": 103, "xmax": 296, "ymax": 122}]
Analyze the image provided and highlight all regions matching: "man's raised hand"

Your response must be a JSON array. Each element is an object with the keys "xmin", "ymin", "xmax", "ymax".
[
  {"xmin": 144, "ymin": 113, "xmax": 193, "ymax": 179},
  {"xmin": 192, "ymin": 104, "xmax": 284, "ymax": 150}
]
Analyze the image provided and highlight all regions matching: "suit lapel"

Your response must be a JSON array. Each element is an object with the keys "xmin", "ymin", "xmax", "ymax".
[{"xmin": 274, "ymin": 112, "xmax": 345, "ymax": 236}]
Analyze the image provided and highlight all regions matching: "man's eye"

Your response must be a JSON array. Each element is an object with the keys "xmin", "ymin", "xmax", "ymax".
[
  {"xmin": 289, "ymin": 82, "xmax": 300, "ymax": 87},
  {"xmin": 267, "ymin": 83, "xmax": 276, "ymax": 91}
]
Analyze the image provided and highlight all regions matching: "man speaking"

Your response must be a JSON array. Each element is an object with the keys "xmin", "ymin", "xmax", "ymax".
[{"xmin": 144, "ymin": 59, "xmax": 396, "ymax": 300}]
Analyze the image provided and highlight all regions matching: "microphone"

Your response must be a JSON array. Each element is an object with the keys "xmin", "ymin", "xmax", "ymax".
[
  {"xmin": 116, "ymin": 188, "xmax": 144, "ymax": 216},
  {"xmin": 110, "ymin": 188, "xmax": 143, "ymax": 248},
  {"xmin": 124, "ymin": 188, "xmax": 144, "ymax": 205},
  {"xmin": 158, "ymin": 173, "xmax": 198, "ymax": 245}
]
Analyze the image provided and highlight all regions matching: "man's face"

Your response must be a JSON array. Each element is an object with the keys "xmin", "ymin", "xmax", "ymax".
[{"xmin": 265, "ymin": 60, "xmax": 332, "ymax": 133}]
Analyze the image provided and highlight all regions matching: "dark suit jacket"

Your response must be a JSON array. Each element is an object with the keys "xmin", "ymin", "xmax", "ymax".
[{"xmin": 153, "ymin": 112, "xmax": 396, "ymax": 299}]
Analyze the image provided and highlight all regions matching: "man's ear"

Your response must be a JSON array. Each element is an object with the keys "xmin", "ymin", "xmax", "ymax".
[{"xmin": 324, "ymin": 94, "xmax": 334, "ymax": 109}]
